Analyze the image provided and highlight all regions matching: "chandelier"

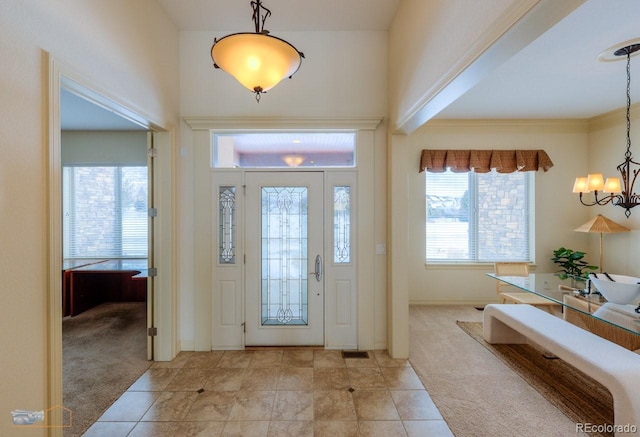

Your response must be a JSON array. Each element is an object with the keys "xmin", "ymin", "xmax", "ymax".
[
  {"xmin": 573, "ymin": 43, "xmax": 640, "ymax": 217},
  {"xmin": 210, "ymin": 0, "xmax": 304, "ymax": 102}
]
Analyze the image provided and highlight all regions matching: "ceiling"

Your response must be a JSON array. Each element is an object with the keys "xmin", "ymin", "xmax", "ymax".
[{"xmin": 61, "ymin": 0, "xmax": 640, "ymax": 132}]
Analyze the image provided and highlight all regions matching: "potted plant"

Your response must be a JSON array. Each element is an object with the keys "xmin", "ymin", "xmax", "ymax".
[{"xmin": 551, "ymin": 247, "xmax": 598, "ymax": 281}]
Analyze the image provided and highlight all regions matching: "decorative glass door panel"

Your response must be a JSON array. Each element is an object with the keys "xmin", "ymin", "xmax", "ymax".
[
  {"xmin": 245, "ymin": 172, "xmax": 324, "ymax": 346},
  {"xmin": 261, "ymin": 187, "xmax": 308, "ymax": 325}
]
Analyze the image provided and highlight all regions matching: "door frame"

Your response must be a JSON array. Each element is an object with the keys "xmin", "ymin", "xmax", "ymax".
[
  {"xmin": 211, "ymin": 166, "xmax": 360, "ymax": 350},
  {"xmin": 188, "ymin": 119, "xmax": 382, "ymax": 355},
  {"xmin": 47, "ymin": 54, "xmax": 176, "ymax": 432}
]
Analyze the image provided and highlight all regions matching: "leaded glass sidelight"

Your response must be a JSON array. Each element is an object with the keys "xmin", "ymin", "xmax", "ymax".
[
  {"xmin": 261, "ymin": 186, "xmax": 308, "ymax": 325},
  {"xmin": 219, "ymin": 186, "xmax": 236, "ymax": 264},
  {"xmin": 333, "ymin": 186, "xmax": 351, "ymax": 263}
]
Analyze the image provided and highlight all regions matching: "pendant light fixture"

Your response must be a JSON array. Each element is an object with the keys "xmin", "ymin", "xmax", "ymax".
[
  {"xmin": 210, "ymin": 0, "xmax": 304, "ymax": 102},
  {"xmin": 573, "ymin": 43, "xmax": 640, "ymax": 217}
]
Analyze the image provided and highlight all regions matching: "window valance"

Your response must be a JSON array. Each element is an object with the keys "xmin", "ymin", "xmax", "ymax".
[{"xmin": 419, "ymin": 149, "xmax": 554, "ymax": 173}]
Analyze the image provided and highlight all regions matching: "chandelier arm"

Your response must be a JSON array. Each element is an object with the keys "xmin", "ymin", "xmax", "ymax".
[{"xmin": 579, "ymin": 191, "xmax": 617, "ymax": 207}]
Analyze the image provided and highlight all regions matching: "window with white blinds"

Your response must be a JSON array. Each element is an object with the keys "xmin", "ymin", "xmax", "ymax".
[
  {"xmin": 63, "ymin": 166, "xmax": 148, "ymax": 259},
  {"xmin": 425, "ymin": 169, "xmax": 532, "ymax": 263}
]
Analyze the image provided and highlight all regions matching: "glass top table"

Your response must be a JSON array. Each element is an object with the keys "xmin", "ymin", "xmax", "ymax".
[{"xmin": 487, "ymin": 272, "xmax": 640, "ymax": 337}]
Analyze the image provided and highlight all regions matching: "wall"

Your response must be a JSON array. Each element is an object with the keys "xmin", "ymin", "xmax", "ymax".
[
  {"xmin": 586, "ymin": 107, "xmax": 640, "ymax": 276},
  {"xmin": 0, "ymin": 1, "xmax": 178, "ymax": 434},
  {"xmin": 61, "ymin": 131, "xmax": 148, "ymax": 164},
  {"xmin": 177, "ymin": 30, "xmax": 389, "ymax": 351},
  {"xmin": 396, "ymin": 120, "xmax": 591, "ymax": 305}
]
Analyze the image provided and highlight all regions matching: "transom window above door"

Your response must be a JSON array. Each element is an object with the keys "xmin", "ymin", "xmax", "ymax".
[{"xmin": 212, "ymin": 132, "xmax": 356, "ymax": 168}]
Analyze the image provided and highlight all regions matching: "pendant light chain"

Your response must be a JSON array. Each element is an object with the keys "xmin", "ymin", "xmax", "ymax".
[{"xmin": 626, "ymin": 50, "xmax": 632, "ymax": 159}]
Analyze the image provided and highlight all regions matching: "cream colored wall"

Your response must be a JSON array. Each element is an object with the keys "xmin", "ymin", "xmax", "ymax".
[
  {"xmin": 61, "ymin": 131, "xmax": 148, "ymax": 164},
  {"xmin": 179, "ymin": 31, "xmax": 387, "ymax": 117},
  {"xmin": 0, "ymin": 1, "xmax": 178, "ymax": 434},
  {"xmin": 397, "ymin": 120, "xmax": 591, "ymax": 305},
  {"xmin": 586, "ymin": 108, "xmax": 640, "ymax": 276},
  {"xmin": 177, "ymin": 31, "xmax": 389, "ymax": 351}
]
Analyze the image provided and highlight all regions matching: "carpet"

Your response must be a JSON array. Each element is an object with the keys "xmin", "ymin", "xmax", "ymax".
[
  {"xmin": 63, "ymin": 302, "xmax": 151, "ymax": 437},
  {"xmin": 456, "ymin": 321, "xmax": 614, "ymax": 437}
]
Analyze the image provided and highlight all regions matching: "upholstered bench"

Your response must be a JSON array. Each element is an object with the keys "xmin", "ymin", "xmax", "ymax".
[{"xmin": 483, "ymin": 304, "xmax": 640, "ymax": 434}]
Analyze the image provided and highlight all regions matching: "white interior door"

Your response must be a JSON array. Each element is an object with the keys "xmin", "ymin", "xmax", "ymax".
[{"xmin": 245, "ymin": 172, "xmax": 324, "ymax": 346}]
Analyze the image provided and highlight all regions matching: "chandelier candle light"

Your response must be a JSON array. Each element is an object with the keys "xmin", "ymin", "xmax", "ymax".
[
  {"xmin": 573, "ymin": 43, "xmax": 640, "ymax": 217},
  {"xmin": 210, "ymin": 0, "xmax": 304, "ymax": 102}
]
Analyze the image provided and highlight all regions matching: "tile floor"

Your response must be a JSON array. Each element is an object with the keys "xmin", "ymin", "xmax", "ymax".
[{"xmin": 83, "ymin": 349, "xmax": 453, "ymax": 436}]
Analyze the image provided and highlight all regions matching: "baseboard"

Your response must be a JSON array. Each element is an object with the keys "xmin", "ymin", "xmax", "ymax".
[{"xmin": 179, "ymin": 340, "xmax": 195, "ymax": 351}]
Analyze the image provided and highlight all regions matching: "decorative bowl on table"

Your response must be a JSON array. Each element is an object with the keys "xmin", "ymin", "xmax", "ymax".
[{"xmin": 588, "ymin": 273, "xmax": 640, "ymax": 305}]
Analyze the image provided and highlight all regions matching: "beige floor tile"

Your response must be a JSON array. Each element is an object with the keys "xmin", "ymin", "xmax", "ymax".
[
  {"xmin": 313, "ymin": 390, "xmax": 357, "ymax": 420},
  {"xmin": 313, "ymin": 420, "xmax": 359, "ymax": 437},
  {"xmin": 127, "ymin": 368, "xmax": 179, "ymax": 392},
  {"xmin": 129, "ymin": 421, "xmax": 225, "ymax": 437},
  {"xmin": 221, "ymin": 420, "xmax": 270, "ymax": 437},
  {"xmin": 268, "ymin": 420, "xmax": 314, "ymax": 437},
  {"xmin": 184, "ymin": 390, "xmax": 236, "ymax": 421},
  {"xmin": 313, "ymin": 368, "xmax": 350, "ymax": 390},
  {"xmin": 403, "ymin": 419, "xmax": 454, "ymax": 437},
  {"xmin": 352, "ymin": 390, "xmax": 400, "ymax": 420},
  {"xmin": 240, "ymin": 367, "xmax": 280, "ymax": 390},
  {"xmin": 282, "ymin": 349, "xmax": 314, "ymax": 367},
  {"xmin": 80, "ymin": 347, "xmax": 453, "ymax": 437},
  {"xmin": 271, "ymin": 390, "xmax": 314, "ymax": 420},
  {"xmin": 347, "ymin": 367, "xmax": 386, "ymax": 389},
  {"xmin": 277, "ymin": 367, "xmax": 314, "ymax": 390},
  {"xmin": 381, "ymin": 367, "xmax": 425, "ymax": 389},
  {"xmin": 249, "ymin": 349, "xmax": 284, "ymax": 367},
  {"xmin": 98, "ymin": 391, "xmax": 159, "ymax": 422},
  {"xmin": 204, "ymin": 368, "xmax": 247, "ymax": 391},
  {"xmin": 164, "ymin": 368, "xmax": 212, "ymax": 391},
  {"xmin": 183, "ymin": 351, "xmax": 225, "ymax": 368},
  {"xmin": 141, "ymin": 391, "xmax": 199, "ymax": 421},
  {"xmin": 217, "ymin": 350, "xmax": 254, "ymax": 368},
  {"xmin": 390, "ymin": 389, "xmax": 442, "ymax": 420},
  {"xmin": 227, "ymin": 390, "xmax": 275, "ymax": 420},
  {"xmin": 83, "ymin": 421, "xmax": 136, "ymax": 437},
  {"xmin": 358, "ymin": 420, "xmax": 407, "ymax": 436},
  {"xmin": 313, "ymin": 349, "xmax": 346, "ymax": 367}
]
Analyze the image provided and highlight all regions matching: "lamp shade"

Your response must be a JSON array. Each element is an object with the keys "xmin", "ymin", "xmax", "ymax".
[
  {"xmin": 586, "ymin": 173, "xmax": 605, "ymax": 191},
  {"xmin": 603, "ymin": 177, "xmax": 621, "ymax": 193},
  {"xmin": 573, "ymin": 177, "xmax": 588, "ymax": 193},
  {"xmin": 211, "ymin": 33, "xmax": 302, "ymax": 94},
  {"xmin": 574, "ymin": 214, "xmax": 630, "ymax": 234}
]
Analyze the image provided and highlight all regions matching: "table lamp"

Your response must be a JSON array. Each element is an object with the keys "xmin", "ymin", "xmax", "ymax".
[{"xmin": 574, "ymin": 214, "xmax": 630, "ymax": 272}]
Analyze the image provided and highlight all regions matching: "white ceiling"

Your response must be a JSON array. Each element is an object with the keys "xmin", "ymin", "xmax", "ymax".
[
  {"xmin": 154, "ymin": 0, "xmax": 401, "ymax": 31},
  {"xmin": 436, "ymin": 0, "xmax": 640, "ymax": 119},
  {"xmin": 61, "ymin": 0, "xmax": 640, "ymax": 132}
]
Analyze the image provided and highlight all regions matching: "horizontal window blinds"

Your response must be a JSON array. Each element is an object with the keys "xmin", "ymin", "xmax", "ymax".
[{"xmin": 63, "ymin": 166, "xmax": 148, "ymax": 259}]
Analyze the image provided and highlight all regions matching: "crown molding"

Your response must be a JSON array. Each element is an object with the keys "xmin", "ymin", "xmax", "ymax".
[{"xmin": 588, "ymin": 102, "xmax": 640, "ymax": 132}]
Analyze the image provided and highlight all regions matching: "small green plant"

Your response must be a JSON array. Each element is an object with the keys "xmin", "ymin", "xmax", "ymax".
[{"xmin": 551, "ymin": 247, "xmax": 598, "ymax": 279}]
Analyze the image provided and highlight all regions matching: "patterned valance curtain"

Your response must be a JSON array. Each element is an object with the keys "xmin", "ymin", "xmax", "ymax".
[{"xmin": 419, "ymin": 149, "xmax": 554, "ymax": 173}]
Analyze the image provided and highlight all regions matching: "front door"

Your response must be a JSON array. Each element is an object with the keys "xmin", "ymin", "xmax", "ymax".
[{"xmin": 245, "ymin": 172, "xmax": 324, "ymax": 346}]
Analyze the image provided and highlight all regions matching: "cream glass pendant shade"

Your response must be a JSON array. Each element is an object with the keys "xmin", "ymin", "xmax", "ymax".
[
  {"xmin": 211, "ymin": 33, "xmax": 302, "ymax": 95},
  {"xmin": 210, "ymin": 0, "xmax": 304, "ymax": 102}
]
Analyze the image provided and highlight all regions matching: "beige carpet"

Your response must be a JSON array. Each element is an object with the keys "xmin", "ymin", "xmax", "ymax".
[
  {"xmin": 408, "ymin": 305, "xmax": 597, "ymax": 437},
  {"xmin": 63, "ymin": 302, "xmax": 151, "ymax": 437},
  {"xmin": 457, "ymin": 320, "xmax": 613, "ymax": 436}
]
